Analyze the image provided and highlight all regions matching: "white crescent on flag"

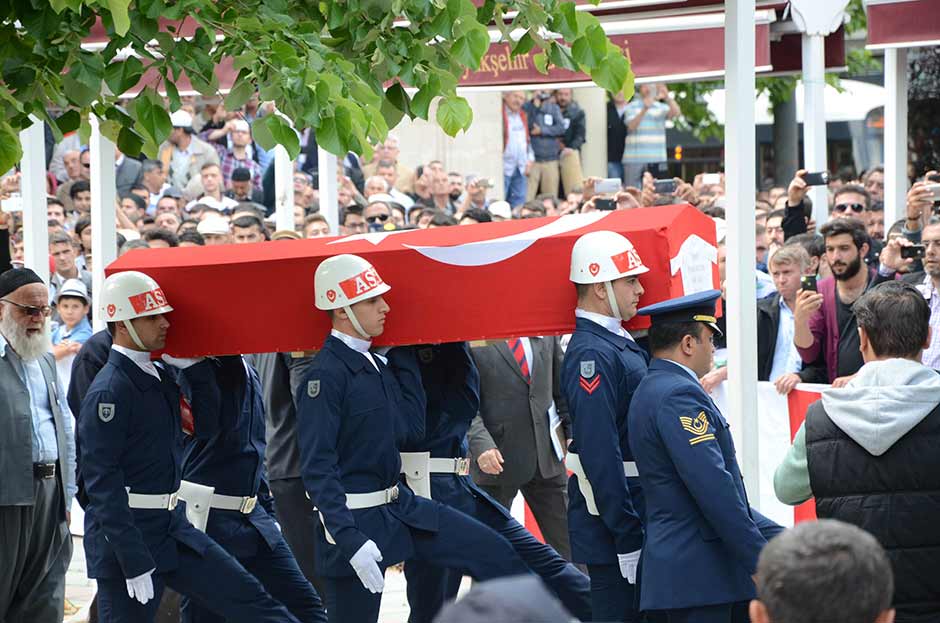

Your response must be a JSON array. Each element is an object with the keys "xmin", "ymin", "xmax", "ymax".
[{"xmin": 401, "ymin": 212, "xmax": 612, "ymax": 267}]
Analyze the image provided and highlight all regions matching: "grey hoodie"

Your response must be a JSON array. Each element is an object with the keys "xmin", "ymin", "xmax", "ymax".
[
  {"xmin": 774, "ymin": 358, "xmax": 940, "ymax": 505},
  {"xmin": 821, "ymin": 358, "xmax": 940, "ymax": 456}
]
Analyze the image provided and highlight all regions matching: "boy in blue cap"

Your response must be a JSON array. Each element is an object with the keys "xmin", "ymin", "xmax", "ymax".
[{"xmin": 628, "ymin": 290, "xmax": 781, "ymax": 623}]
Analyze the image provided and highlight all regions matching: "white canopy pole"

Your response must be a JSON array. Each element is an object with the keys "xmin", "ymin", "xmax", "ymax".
[
  {"xmin": 724, "ymin": 0, "xmax": 759, "ymax": 495},
  {"xmin": 89, "ymin": 114, "xmax": 117, "ymax": 331},
  {"xmin": 801, "ymin": 33, "xmax": 829, "ymax": 228},
  {"xmin": 884, "ymin": 48, "xmax": 908, "ymax": 229},
  {"xmin": 790, "ymin": 0, "xmax": 850, "ymax": 229},
  {"xmin": 273, "ymin": 145, "xmax": 295, "ymax": 232},
  {"xmin": 318, "ymin": 148, "xmax": 338, "ymax": 235},
  {"xmin": 19, "ymin": 118, "xmax": 49, "ymax": 285}
]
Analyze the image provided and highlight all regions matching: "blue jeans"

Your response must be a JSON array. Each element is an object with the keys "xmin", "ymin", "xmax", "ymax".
[
  {"xmin": 504, "ymin": 169, "xmax": 527, "ymax": 208},
  {"xmin": 607, "ymin": 161, "xmax": 625, "ymax": 182}
]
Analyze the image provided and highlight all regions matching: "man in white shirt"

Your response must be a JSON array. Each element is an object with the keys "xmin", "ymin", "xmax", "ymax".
[{"xmin": 502, "ymin": 91, "xmax": 532, "ymax": 209}]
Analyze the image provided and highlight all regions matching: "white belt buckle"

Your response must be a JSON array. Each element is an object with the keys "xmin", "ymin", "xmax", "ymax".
[
  {"xmin": 239, "ymin": 496, "xmax": 257, "ymax": 514},
  {"xmin": 167, "ymin": 491, "xmax": 180, "ymax": 510},
  {"xmin": 455, "ymin": 458, "xmax": 471, "ymax": 476},
  {"xmin": 386, "ymin": 485, "xmax": 400, "ymax": 503}
]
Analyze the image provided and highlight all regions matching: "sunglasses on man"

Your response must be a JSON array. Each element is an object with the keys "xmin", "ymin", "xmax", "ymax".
[
  {"xmin": 1, "ymin": 299, "xmax": 53, "ymax": 318},
  {"xmin": 366, "ymin": 214, "xmax": 389, "ymax": 224},
  {"xmin": 834, "ymin": 203, "xmax": 865, "ymax": 214}
]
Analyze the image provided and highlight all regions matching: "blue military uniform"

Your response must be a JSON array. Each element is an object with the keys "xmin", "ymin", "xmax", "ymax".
[
  {"xmin": 67, "ymin": 329, "xmax": 113, "ymax": 510},
  {"xmin": 562, "ymin": 313, "xmax": 649, "ymax": 622},
  {"xmin": 296, "ymin": 333, "xmax": 529, "ymax": 623},
  {"xmin": 79, "ymin": 348, "xmax": 302, "ymax": 623},
  {"xmin": 178, "ymin": 355, "xmax": 326, "ymax": 623},
  {"xmin": 628, "ymin": 291, "xmax": 780, "ymax": 623},
  {"xmin": 402, "ymin": 342, "xmax": 591, "ymax": 623}
]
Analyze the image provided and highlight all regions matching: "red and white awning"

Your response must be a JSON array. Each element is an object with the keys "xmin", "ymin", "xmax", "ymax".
[{"xmin": 865, "ymin": 0, "xmax": 940, "ymax": 49}]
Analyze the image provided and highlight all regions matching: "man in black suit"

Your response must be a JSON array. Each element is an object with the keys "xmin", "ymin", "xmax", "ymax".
[{"xmin": 468, "ymin": 337, "xmax": 572, "ymax": 560}]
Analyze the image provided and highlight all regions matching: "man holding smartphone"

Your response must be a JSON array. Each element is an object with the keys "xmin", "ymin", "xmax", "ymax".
[{"xmin": 621, "ymin": 84, "xmax": 679, "ymax": 188}]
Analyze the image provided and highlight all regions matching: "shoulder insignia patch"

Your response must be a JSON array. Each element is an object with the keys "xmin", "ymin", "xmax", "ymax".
[
  {"xmin": 307, "ymin": 380, "xmax": 321, "ymax": 398},
  {"xmin": 579, "ymin": 374, "xmax": 601, "ymax": 395},
  {"xmin": 580, "ymin": 360, "xmax": 596, "ymax": 378},
  {"xmin": 98, "ymin": 403, "xmax": 116, "ymax": 423},
  {"xmin": 680, "ymin": 411, "xmax": 714, "ymax": 445}
]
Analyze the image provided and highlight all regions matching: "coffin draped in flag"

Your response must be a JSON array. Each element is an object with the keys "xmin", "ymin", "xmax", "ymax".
[{"xmin": 107, "ymin": 204, "xmax": 718, "ymax": 356}]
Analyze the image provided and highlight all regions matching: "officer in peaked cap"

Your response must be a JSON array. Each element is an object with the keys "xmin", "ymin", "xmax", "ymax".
[{"xmin": 627, "ymin": 290, "xmax": 782, "ymax": 623}]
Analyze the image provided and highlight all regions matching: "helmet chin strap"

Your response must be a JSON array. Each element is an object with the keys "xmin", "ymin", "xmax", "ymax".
[
  {"xmin": 604, "ymin": 281, "xmax": 623, "ymax": 320},
  {"xmin": 343, "ymin": 305, "xmax": 372, "ymax": 341},
  {"xmin": 122, "ymin": 319, "xmax": 148, "ymax": 351}
]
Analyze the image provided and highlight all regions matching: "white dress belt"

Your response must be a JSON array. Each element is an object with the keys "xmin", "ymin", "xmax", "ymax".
[
  {"xmin": 126, "ymin": 488, "xmax": 181, "ymax": 511},
  {"xmin": 565, "ymin": 452, "xmax": 638, "ymax": 516},
  {"xmin": 344, "ymin": 484, "xmax": 400, "ymax": 510},
  {"xmin": 428, "ymin": 457, "xmax": 471, "ymax": 476},
  {"xmin": 210, "ymin": 493, "xmax": 258, "ymax": 514},
  {"xmin": 315, "ymin": 485, "xmax": 401, "ymax": 545}
]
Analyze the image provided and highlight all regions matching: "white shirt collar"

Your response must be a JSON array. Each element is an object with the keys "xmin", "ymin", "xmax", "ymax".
[
  {"xmin": 331, "ymin": 328, "xmax": 372, "ymax": 353},
  {"xmin": 331, "ymin": 329, "xmax": 380, "ymax": 371},
  {"xmin": 0, "ymin": 332, "xmax": 9, "ymax": 357},
  {"xmin": 575, "ymin": 308, "xmax": 632, "ymax": 341},
  {"xmin": 112, "ymin": 344, "xmax": 161, "ymax": 379}
]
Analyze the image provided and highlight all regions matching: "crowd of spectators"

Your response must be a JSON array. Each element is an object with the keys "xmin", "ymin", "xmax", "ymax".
[
  {"xmin": 2, "ymin": 90, "xmax": 938, "ymax": 399},
  {"xmin": 3, "ymin": 87, "xmax": 940, "ymax": 622}
]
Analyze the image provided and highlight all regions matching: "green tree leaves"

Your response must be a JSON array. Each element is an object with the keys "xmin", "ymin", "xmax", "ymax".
[
  {"xmin": 0, "ymin": 0, "xmax": 632, "ymax": 173},
  {"xmin": 436, "ymin": 96, "xmax": 473, "ymax": 135}
]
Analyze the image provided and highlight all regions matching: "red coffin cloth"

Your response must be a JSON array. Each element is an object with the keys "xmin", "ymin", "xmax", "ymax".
[{"xmin": 107, "ymin": 204, "xmax": 719, "ymax": 357}]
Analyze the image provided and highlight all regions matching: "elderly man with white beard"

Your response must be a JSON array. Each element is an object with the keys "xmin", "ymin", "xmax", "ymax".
[{"xmin": 0, "ymin": 268, "xmax": 77, "ymax": 623}]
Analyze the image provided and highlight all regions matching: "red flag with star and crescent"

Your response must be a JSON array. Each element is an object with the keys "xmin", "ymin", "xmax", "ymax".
[{"xmin": 108, "ymin": 205, "xmax": 719, "ymax": 356}]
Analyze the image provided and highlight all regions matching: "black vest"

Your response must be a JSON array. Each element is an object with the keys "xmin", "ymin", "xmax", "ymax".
[{"xmin": 806, "ymin": 400, "xmax": 940, "ymax": 622}]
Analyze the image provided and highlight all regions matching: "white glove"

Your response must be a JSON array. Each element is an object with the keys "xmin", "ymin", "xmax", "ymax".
[
  {"xmin": 350, "ymin": 540, "xmax": 385, "ymax": 594},
  {"xmin": 160, "ymin": 354, "xmax": 205, "ymax": 369},
  {"xmin": 126, "ymin": 568, "xmax": 155, "ymax": 604},
  {"xmin": 618, "ymin": 550, "xmax": 641, "ymax": 584}
]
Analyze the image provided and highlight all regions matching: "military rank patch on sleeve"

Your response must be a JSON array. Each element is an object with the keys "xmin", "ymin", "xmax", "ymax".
[
  {"xmin": 98, "ymin": 403, "xmax": 116, "ymax": 423},
  {"xmin": 579, "ymin": 375, "xmax": 600, "ymax": 395},
  {"xmin": 307, "ymin": 380, "xmax": 321, "ymax": 398},
  {"xmin": 580, "ymin": 360, "xmax": 595, "ymax": 378},
  {"xmin": 680, "ymin": 411, "xmax": 715, "ymax": 446}
]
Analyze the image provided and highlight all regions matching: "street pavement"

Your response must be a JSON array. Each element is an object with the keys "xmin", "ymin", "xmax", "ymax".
[{"xmin": 64, "ymin": 532, "xmax": 466, "ymax": 623}]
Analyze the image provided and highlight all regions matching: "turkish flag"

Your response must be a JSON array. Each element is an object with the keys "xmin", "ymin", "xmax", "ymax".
[
  {"xmin": 787, "ymin": 387, "xmax": 819, "ymax": 523},
  {"xmin": 108, "ymin": 205, "xmax": 718, "ymax": 357}
]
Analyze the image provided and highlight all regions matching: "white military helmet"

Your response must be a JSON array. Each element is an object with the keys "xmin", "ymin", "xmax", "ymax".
[
  {"xmin": 569, "ymin": 231, "xmax": 649, "ymax": 320},
  {"xmin": 314, "ymin": 254, "xmax": 390, "ymax": 339},
  {"xmin": 99, "ymin": 271, "xmax": 173, "ymax": 350}
]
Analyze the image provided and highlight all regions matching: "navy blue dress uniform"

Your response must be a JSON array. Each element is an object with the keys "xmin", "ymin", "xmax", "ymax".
[
  {"xmin": 296, "ymin": 334, "xmax": 529, "ymax": 623},
  {"xmin": 79, "ymin": 348, "xmax": 303, "ymax": 623},
  {"xmin": 178, "ymin": 355, "xmax": 326, "ymax": 623},
  {"xmin": 628, "ymin": 291, "xmax": 781, "ymax": 623},
  {"xmin": 401, "ymin": 342, "xmax": 591, "ymax": 623},
  {"xmin": 562, "ymin": 312, "xmax": 649, "ymax": 622},
  {"xmin": 67, "ymin": 328, "xmax": 113, "ymax": 509}
]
